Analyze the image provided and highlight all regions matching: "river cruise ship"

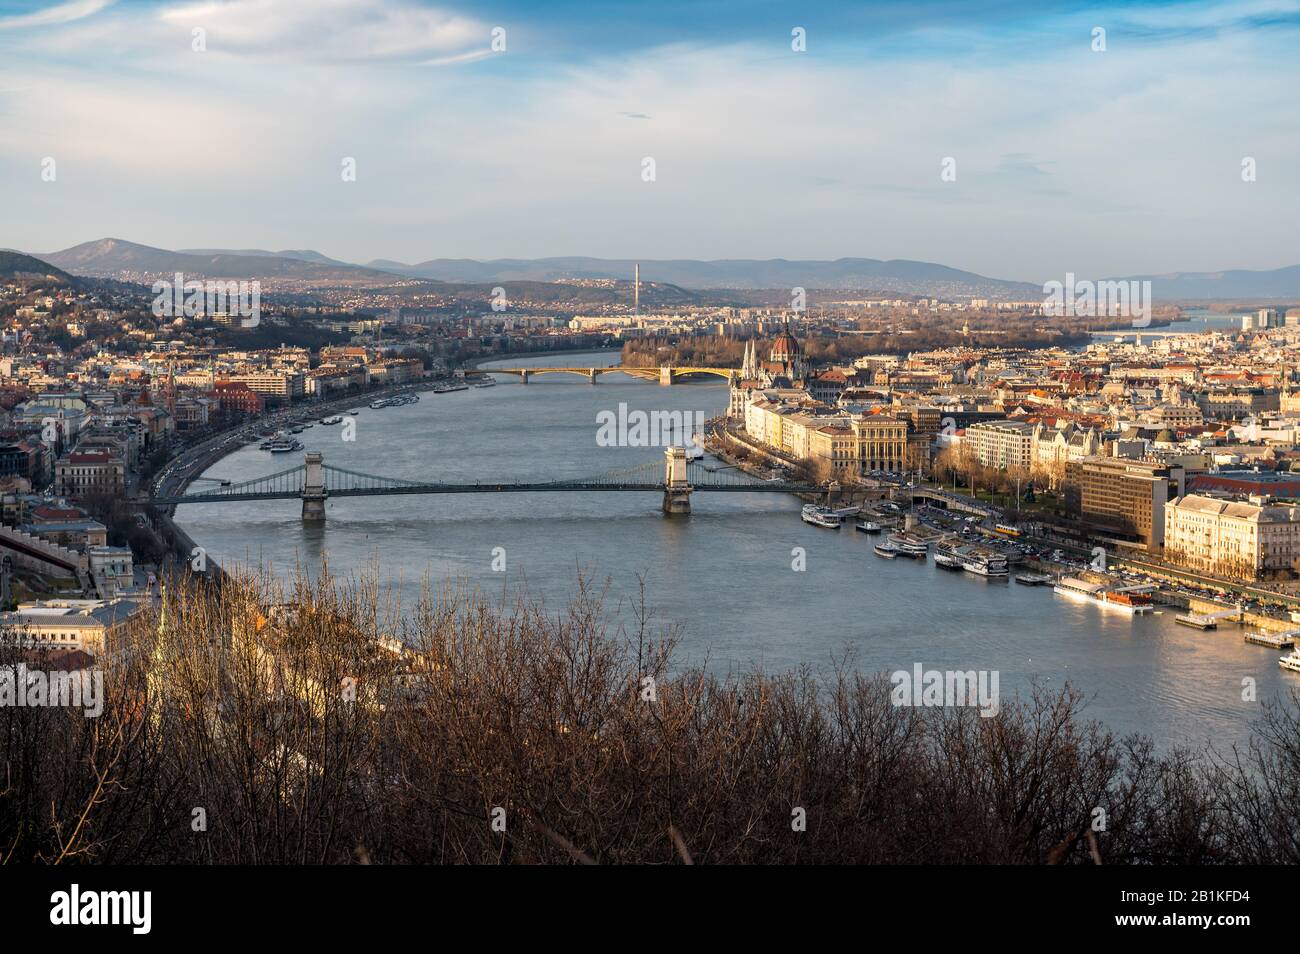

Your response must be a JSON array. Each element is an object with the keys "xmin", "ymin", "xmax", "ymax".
[
  {"xmin": 1053, "ymin": 577, "xmax": 1154, "ymax": 614},
  {"xmin": 801, "ymin": 505, "xmax": 842, "ymax": 529}
]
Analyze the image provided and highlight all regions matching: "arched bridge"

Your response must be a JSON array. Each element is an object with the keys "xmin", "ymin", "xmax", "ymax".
[
  {"xmin": 153, "ymin": 449, "xmax": 822, "ymax": 521},
  {"xmin": 490, "ymin": 365, "xmax": 737, "ymax": 385}
]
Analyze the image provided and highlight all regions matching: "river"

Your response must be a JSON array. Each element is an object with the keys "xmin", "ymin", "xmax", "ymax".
[{"xmin": 176, "ymin": 350, "xmax": 1296, "ymax": 750}]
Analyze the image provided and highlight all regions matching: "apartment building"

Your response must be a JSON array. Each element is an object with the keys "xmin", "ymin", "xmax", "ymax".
[
  {"xmin": 1164, "ymin": 494, "xmax": 1300, "ymax": 580},
  {"xmin": 966, "ymin": 420, "xmax": 1036, "ymax": 470},
  {"xmin": 228, "ymin": 371, "xmax": 305, "ymax": 402}
]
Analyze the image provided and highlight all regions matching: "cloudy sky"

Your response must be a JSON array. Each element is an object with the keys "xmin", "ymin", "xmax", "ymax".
[{"xmin": 0, "ymin": 0, "xmax": 1297, "ymax": 281}]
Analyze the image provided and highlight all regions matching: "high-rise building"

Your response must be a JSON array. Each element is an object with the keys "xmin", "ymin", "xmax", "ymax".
[{"xmin": 1064, "ymin": 456, "xmax": 1185, "ymax": 549}]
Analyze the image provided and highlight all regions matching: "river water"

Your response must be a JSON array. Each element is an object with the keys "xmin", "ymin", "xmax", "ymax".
[{"xmin": 177, "ymin": 350, "xmax": 1296, "ymax": 750}]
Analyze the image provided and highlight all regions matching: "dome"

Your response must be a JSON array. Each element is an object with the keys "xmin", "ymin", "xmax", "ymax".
[{"xmin": 770, "ymin": 332, "xmax": 801, "ymax": 358}]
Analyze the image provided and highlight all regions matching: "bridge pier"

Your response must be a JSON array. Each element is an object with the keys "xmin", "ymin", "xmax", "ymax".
[
  {"xmin": 659, "ymin": 366, "xmax": 673, "ymax": 386},
  {"xmin": 302, "ymin": 451, "xmax": 327, "ymax": 522},
  {"xmin": 589, "ymin": 368, "xmax": 598, "ymax": 383},
  {"xmin": 519, "ymin": 369, "xmax": 529, "ymax": 385},
  {"xmin": 662, "ymin": 446, "xmax": 692, "ymax": 515}
]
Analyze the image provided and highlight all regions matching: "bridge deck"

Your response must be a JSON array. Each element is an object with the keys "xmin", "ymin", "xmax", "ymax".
[
  {"xmin": 151, "ymin": 457, "xmax": 819, "ymax": 505},
  {"xmin": 157, "ymin": 482, "xmax": 818, "ymax": 505}
]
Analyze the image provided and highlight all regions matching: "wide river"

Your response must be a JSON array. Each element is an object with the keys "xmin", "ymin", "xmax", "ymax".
[{"xmin": 178, "ymin": 350, "xmax": 1297, "ymax": 750}]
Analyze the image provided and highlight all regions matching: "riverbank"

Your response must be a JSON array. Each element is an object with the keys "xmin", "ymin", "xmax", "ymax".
[{"xmin": 149, "ymin": 377, "xmax": 454, "ymax": 582}]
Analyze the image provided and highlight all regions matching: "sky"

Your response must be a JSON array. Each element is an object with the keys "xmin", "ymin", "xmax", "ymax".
[{"xmin": 0, "ymin": 0, "xmax": 1298, "ymax": 282}]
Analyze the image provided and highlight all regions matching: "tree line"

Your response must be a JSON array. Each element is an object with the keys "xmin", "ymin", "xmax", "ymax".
[{"xmin": 2, "ymin": 570, "xmax": 1296, "ymax": 864}]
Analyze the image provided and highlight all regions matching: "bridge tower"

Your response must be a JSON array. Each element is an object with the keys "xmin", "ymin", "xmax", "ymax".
[
  {"xmin": 662, "ymin": 446, "xmax": 692, "ymax": 515},
  {"xmin": 659, "ymin": 366, "xmax": 673, "ymax": 386},
  {"xmin": 302, "ymin": 452, "xmax": 327, "ymax": 521}
]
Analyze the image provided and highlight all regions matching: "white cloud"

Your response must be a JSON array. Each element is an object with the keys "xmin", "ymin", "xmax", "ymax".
[
  {"xmin": 155, "ymin": 0, "xmax": 486, "ymax": 61},
  {"xmin": 0, "ymin": 0, "xmax": 115, "ymax": 31}
]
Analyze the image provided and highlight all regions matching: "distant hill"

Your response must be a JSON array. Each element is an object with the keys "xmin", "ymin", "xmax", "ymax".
[
  {"xmin": 366, "ymin": 256, "xmax": 1045, "ymax": 297},
  {"xmin": 1109, "ymin": 266, "xmax": 1300, "ymax": 301},
  {"xmin": 0, "ymin": 250, "xmax": 73, "ymax": 283},
  {"xmin": 178, "ymin": 248, "xmax": 349, "ymax": 267},
  {"xmin": 27, "ymin": 239, "xmax": 705, "ymax": 306},
  {"xmin": 40, "ymin": 239, "xmax": 408, "ymax": 284},
  {"xmin": 33, "ymin": 240, "xmax": 1300, "ymax": 300}
]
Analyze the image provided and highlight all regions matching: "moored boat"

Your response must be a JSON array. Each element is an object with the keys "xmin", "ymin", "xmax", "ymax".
[
  {"xmin": 801, "ymin": 504, "xmax": 842, "ymax": 529},
  {"xmin": 855, "ymin": 520, "xmax": 882, "ymax": 534},
  {"xmin": 887, "ymin": 534, "xmax": 927, "ymax": 559},
  {"xmin": 933, "ymin": 545, "xmax": 962, "ymax": 570},
  {"xmin": 1054, "ymin": 577, "xmax": 1153, "ymax": 614},
  {"xmin": 1279, "ymin": 650, "xmax": 1300, "ymax": 674},
  {"xmin": 960, "ymin": 550, "xmax": 1009, "ymax": 578},
  {"xmin": 873, "ymin": 541, "xmax": 900, "ymax": 559}
]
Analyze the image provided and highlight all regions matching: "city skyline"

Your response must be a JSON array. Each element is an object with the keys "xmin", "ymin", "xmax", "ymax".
[{"xmin": 2, "ymin": 0, "xmax": 1299, "ymax": 279}]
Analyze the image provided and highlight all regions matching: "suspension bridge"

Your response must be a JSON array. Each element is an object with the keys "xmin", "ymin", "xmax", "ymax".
[
  {"xmin": 490, "ymin": 365, "xmax": 737, "ymax": 385},
  {"xmin": 151, "ymin": 449, "xmax": 824, "ymax": 520}
]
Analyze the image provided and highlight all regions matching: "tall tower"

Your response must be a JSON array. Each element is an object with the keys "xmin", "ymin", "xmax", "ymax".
[{"xmin": 634, "ymin": 263, "xmax": 640, "ymax": 316}]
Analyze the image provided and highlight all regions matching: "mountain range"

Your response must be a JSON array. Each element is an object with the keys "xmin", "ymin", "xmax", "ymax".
[
  {"xmin": 362, "ymin": 256, "xmax": 1044, "ymax": 297},
  {"xmin": 15, "ymin": 239, "xmax": 1300, "ymax": 300}
]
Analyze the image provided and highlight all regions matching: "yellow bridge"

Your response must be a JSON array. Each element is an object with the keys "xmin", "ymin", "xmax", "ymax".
[{"xmin": 490, "ymin": 365, "xmax": 738, "ymax": 385}]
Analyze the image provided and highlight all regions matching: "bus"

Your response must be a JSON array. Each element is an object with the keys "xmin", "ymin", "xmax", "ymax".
[{"xmin": 994, "ymin": 524, "xmax": 1021, "ymax": 538}]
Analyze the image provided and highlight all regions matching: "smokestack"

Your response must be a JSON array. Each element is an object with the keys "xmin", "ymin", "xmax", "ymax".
[{"xmin": 634, "ymin": 263, "xmax": 640, "ymax": 316}]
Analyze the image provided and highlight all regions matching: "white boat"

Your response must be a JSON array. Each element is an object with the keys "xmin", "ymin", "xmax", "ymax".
[
  {"xmin": 1053, "ymin": 577, "xmax": 1154, "ymax": 614},
  {"xmin": 369, "ymin": 399, "xmax": 390, "ymax": 409},
  {"xmin": 264, "ymin": 438, "xmax": 301, "ymax": 453},
  {"xmin": 320, "ymin": 415, "xmax": 343, "ymax": 425},
  {"xmin": 888, "ymin": 534, "xmax": 927, "ymax": 559},
  {"xmin": 855, "ymin": 520, "xmax": 882, "ymax": 534},
  {"xmin": 960, "ymin": 551, "xmax": 1009, "ymax": 578},
  {"xmin": 801, "ymin": 505, "xmax": 841, "ymax": 529},
  {"xmin": 475, "ymin": 379, "xmax": 496, "ymax": 388},
  {"xmin": 348, "ymin": 409, "xmax": 361, "ymax": 415},
  {"xmin": 873, "ymin": 542, "xmax": 900, "ymax": 559},
  {"xmin": 933, "ymin": 546, "xmax": 963, "ymax": 570},
  {"xmin": 1279, "ymin": 650, "xmax": 1300, "ymax": 674}
]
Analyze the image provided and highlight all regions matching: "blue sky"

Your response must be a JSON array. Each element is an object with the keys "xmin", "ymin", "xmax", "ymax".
[{"xmin": 1, "ymin": 0, "xmax": 1298, "ymax": 281}]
